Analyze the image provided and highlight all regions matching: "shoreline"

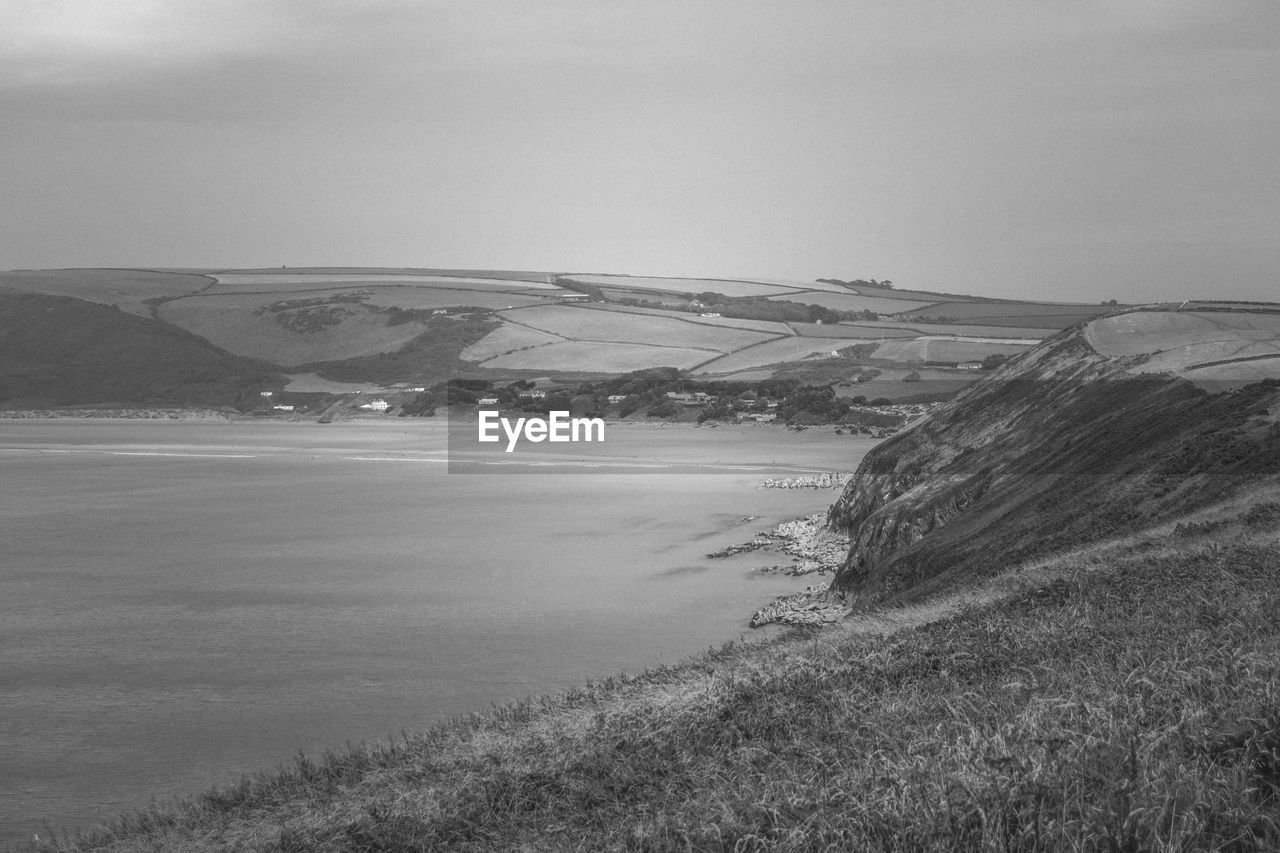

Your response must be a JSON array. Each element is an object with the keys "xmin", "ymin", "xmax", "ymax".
[{"xmin": 708, "ymin": 510, "xmax": 854, "ymax": 627}]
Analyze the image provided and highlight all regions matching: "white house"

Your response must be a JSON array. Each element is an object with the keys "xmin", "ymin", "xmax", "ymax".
[
  {"xmin": 607, "ymin": 394, "xmax": 628, "ymax": 404},
  {"xmin": 699, "ymin": 312, "xmax": 722, "ymax": 318},
  {"xmin": 272, "ymin": 404, "xmax": 295, "ymax": 412},
  {"xmin": 517, "ymin": 389, "xmax": 547, "ymax": 399},
  {"xmin": 477, "ymin": 396, "xmax": 500, "ymax": 406},
  {"xmin": 359, "ymin": 399, "xmax": 390, "ymax": 411}
]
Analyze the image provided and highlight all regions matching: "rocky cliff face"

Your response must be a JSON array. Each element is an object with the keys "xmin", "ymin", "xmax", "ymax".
[{"xmin": 828, "ymin": 321, "xmax": 1280, "ymax": 604}]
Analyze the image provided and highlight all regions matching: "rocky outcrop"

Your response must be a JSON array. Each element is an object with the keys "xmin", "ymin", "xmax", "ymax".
[{"xmin": 826, "ymin": 322, "xmax": 1280, "ymax": 605}]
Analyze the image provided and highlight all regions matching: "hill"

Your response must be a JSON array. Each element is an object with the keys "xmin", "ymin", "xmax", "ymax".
[
  {"xmin": 0, "ymin": 292, "xmax": 280, "ymax": 409},
  {"xmin": 0, "ymin": 268, "xmax": 1151, "ymax": 406},
  {"xmin": 826, "ymin": 307, "xmax": 1280, "ymax": 605},
  {"xmin": 28, "ymin": 305, "xmax": 1280, "ymax": 851}
]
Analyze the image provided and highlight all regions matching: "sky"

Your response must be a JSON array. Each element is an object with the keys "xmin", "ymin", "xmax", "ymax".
[{"xmin": 1, "ymin": 0, "xmax": 1276, "ymax": 303}]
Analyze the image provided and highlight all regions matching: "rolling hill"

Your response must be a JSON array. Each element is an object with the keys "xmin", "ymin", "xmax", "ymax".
[
  {"xmin": 0, "ymin": 291, "xmax": 280, "ymax": 409},
  {"xmin": 0, "ymin": 267, "xmax": 1154, "ymax": 408},
  {"xmin": 34, "ymin": 301, "xmax": 1280, "ymax": 852},
  {"xmin": 827, "ymin": 307, "xmax": 1280, "ymax": 605}
]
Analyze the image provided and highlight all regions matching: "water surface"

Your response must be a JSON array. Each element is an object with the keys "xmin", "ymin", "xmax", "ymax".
[{"xmin": 0, "ymin": 419, "xmax": 873, "ymax": 844}]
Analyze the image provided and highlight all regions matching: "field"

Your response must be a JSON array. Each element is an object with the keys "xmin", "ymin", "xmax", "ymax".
[
  {"xmin": 497, "ymin": 305, "xmax": 776, "ymax": 352},
  {"xmin": 582, "ymin": 303, "xmax": 793, "ymax": 335},
  {"xmin": 870, "ymin": 338, "xmax": 1035, "ymax": 364},
  {"xmin": 207, "ymin": 273, "xmax": 561, "ymax": 292},
  {"xmin": 459, "ymin": 324, "xmax": 566, "ymax": 362},
  {"xmin": 478, "ymin": 341, "xmax": 716, "ymax": 372},
  {"xmin": 907, "ymin": 300, "xmax": 1121, "ymax": 327},
  {"xmin": 765, "ymin": 290, "xmax": 939, "ymax": 314},
  {"xmin": 691, "ymin": 337, "xmax": 874, "ymax": 374},
  {"xmin": 565, "ymin": 275, "xmax": 801, "ymax": 298},
  {"xmin": 843, "ymin": 282, "xmax": 982, "ymax": 301},
  {"xmin": 868, "ymin": 320, "xmax": 1061, "ymax": 338},
  {"xmin": 355, "ymin": 287, "xmax": 547, "ymax": 311},
  {"xmin": 0, "ymin": 268, "xmax": 210, "ymax": 315},
  {"xmin": 1086, "ymin": 309, "xmax": 1280, "ymax": 386},
  {"xmin": 156, "ymin": 295, "xmax": 426, "ymax": 366},
  {"xmin": 0, "ymin": 267, "xmax": 1133, "ymax": 391}
]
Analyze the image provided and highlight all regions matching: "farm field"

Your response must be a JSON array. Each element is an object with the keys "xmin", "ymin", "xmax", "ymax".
[
  {"xmin": 765, "ymin": 291, "xmax": 938, "ymax": 314},
  {"xmin": 870, "ymin": 338, "xmax": 1036, "ymax": 364},
  {"xmin": 498, "ymin": 305, "xmax": 776, "ymax": 352},
  {"xmin": 844, "ymin": 283, "xmax": 982, "ymax": 302},
  {"xmin": 1086, "ymin": 310, "xmax": 1280, "ymax": 387},
  {"xmin": 691, "ymin": 337, "xmax": 874, "ymax": 374},
  {"xmin": 595, "ymin": 287, "xmax": 692, "ymax": 306},
  {"xmin": 845, "ymin": 320, "xmax": 1062, "ymax": 339},
  {"xmin": 356, "ymin": 287, "xmax": 547, "ymax": 311},
  {"xmin": 208, "ymin": 267, "xmax": 558, "ymax": 283},
  {"xmin": 207, "ymin": 273, "xmax": 562, "ymax": 291},
  {"xmin": 0, "ymin": 268, "xmax": 209, "ymax": 315},
  {"xmin": 0, "ymin": 266, "xmax": 1113, "ymax": 386},
  {"xmin": 581, "ymin": 303, "xmax": 793, "ymax": 335},
  {"xmin": 565, "ymin": 275, "xmax": 800, "ymax": 298},
  {"xmin": 907, "ymin": 300, "xmax": 1120, "ymax": 326},
  {"xmin": 792, "ymin": 321, "xmax": 912, "ymax": 338},
  {"xmin": 156, "ymin": 295, "xmax": 426, "ymax": 366},
  {"xmin": 479, "ymin": 341, "xmax": 714, "ymax": 372},
  {"xmin": 460, "ymin": 324, "xmax": 566, "ymax": 362}
]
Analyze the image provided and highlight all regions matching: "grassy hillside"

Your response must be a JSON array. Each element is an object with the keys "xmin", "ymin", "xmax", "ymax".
[
  {"xmin": 0, "ymin": 292, "xmax": 280, "ymax": 409},
  {"xmin": 33, "ymin": 498, "xmax": 1280, "ymax": 851},
  {"xmin": 827, "ymin": 315, "xmax": 1280, "ymax": 606}
]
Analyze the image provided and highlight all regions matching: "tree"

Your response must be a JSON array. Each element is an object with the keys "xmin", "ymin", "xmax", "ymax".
[{"xmin": 981, "ymin": 353, "xmax": 1009, "ymax": 371}]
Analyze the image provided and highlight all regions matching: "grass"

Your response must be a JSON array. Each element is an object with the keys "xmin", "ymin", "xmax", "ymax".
[
  {"xmin": 499, "ymin": 305, "xmax": 775, "ymax": 352},
  {"xmin": 0, "ymin": 292, "xmax": 279, "ymax": 409},
  {"xmin": 32, "ymin": 503, "xmax": 1280, "ymax": 852},
  {"xmin": 763, "ymin": 291, "xmax": 939, "ymax": 315},
  {"xmin": 909, "ymin": 302, "xmax": 1123, "ymax": 325},
  {"xmin": 155, "ymin": 295, "xmax": 435, "ymax": 366},
  {"xmin": 0, "ymin": 268, "xmax": 211, "ymax": 316},
  {"xmin": 480, "ymin": 340, "xmax": 717, "ymax": 372},
  {"xmin": 566, "ymin": 275, "xmax": 800, "ymax": 299}
]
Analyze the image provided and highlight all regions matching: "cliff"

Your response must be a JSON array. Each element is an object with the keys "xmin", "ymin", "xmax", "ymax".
[{"xmin": 827, "ymin": 310, "xmax": 1280, "ymax": 603}]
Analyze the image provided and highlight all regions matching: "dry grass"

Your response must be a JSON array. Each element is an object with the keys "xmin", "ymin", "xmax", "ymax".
[
  {"xmin": 499, "ymin": 305, "xmax": 776, "ymax": 352},
  {"xmin": 692, "ymin": 338, "xmax": 875, "ymax": 374},
  {"xmin": 764, "ymin": 292, "xmax": 939, "ymax": 314},
  {"xmin": 567, "ymin": 276, "xmax": 799, "ymax": 299},
  {"xmin": 479, "ymin": 341, "xmax": 717, "ymax": 372},
  {"xmin": 34, "ymin": 498, "xmax": 1280, "ymax": 852}
]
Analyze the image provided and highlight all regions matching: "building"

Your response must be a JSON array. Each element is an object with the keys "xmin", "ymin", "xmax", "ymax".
[
  {"xmin": 272, "ymin": 404, "xmax": 294, "ymax": 412},
  {"xmin": 517, "ymin": 389, "xmax": 546, "ymax": 399},
  {"xmin": 477, "ymin": 396, "xmax": 499, "ymax": 406},
  {"xmin": 259, "ymin": 390, "xmax": 274, "ymax": 397},
  {"xmin": 699, "ymin": 312, "xmax": 722, "ymax": 318},
  {"xmin": 359, "ymin": 399, "xmax": 390, "ymax": 412}
]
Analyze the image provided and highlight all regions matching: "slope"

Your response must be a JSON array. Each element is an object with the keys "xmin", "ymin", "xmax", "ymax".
[
  {"xmin": 826, "ymin": 308, "xmax": 1280, "ymax": 604},
  {"xmin": 0, "ymin": 292, "xmax": 281, "ymax": 409}
]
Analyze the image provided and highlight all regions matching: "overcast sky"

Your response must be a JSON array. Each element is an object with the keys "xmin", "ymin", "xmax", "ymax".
[{"xmin": 1, "ymin": 1, "xmax": 1276, "ymax": 302}]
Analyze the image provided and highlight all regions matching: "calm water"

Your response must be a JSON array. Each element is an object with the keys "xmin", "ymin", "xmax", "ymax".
[{"xmin": 0, "ymin": 420, "xmax": 873, "ymax": 845}]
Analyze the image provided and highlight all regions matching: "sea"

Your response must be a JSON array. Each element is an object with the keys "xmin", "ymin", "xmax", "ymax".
[{"xmin": 0, "ymin": 418, "xmax": 874, "ymax": 845}]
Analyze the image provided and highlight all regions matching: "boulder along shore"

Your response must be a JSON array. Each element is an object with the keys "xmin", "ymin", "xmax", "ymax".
[{"xmin": 708, "ymin": 512, "xmax": 852, "ymax": 628}]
